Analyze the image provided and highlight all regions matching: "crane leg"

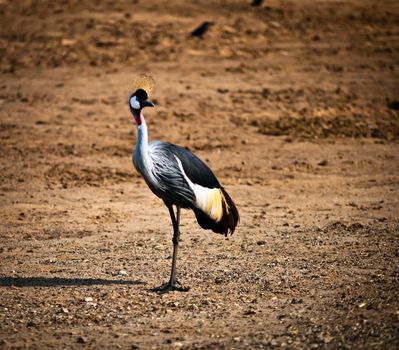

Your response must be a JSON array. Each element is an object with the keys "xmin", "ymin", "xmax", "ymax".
[
  {"xmin": 151, "ymin": 205, "xmax": 189, "ymax": 293},
  {"xmin": 169, "ymin": 204, "xmax": 180, "ymax": 286}
]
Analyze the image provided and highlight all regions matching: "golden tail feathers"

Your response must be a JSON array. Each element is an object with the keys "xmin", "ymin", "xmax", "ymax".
[{"xmin": 193, "ymin": 187, "xmax": 239, "ymax": 236}]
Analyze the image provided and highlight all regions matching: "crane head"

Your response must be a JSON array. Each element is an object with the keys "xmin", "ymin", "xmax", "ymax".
[{"xmin": 129, "ymin": 89, "xmax": 155, "ymax": 125}]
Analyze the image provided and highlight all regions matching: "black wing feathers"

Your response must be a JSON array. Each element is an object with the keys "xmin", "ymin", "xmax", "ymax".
[
  {"xmin": 166, "ymin": 143, "xmax": 239, "ymax": 236},
  {"xmin": 151, "ymin": 142, "xmax": 239, "ymax": 236},
  {"xmin": 165, "ymin": 143, "xmax": 220, "ymax": 189}
]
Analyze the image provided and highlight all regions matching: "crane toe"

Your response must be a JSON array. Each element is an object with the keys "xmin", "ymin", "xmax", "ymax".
[{"xmin": 150, "ymin": 280, "xmax": 190, "ymax": 293}]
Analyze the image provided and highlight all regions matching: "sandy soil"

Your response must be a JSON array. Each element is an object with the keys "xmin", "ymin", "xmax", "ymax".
[{"xmin": 1, "ymin": 0, "xmax": 399, "ymax": 349}]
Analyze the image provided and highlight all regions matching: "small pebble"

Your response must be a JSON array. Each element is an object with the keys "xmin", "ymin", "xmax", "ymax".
[{"xmin": 76, "ymin": 336, "xmax": 88, "ymax": 344}]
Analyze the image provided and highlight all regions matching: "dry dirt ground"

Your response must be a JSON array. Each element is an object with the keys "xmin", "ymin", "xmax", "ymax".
[{"xmin": 1, "ymin": 0, "xmax": 399, "ymax": 349}]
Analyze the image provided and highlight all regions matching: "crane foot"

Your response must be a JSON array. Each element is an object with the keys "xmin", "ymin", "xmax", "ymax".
[{"xmin": 150, "ymin": 280, "xmax": 190, "ymax": 293}]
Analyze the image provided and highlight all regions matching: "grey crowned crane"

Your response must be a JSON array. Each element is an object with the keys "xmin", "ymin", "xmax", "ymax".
[{"xmin": 129, "ymin": 88, "xmax": 239, "ymax": 292}]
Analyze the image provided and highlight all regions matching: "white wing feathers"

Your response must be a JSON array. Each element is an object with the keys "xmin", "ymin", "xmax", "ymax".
[{"xmin": 174, "ymin": 156, "xmax": 225, "ymax": 222}]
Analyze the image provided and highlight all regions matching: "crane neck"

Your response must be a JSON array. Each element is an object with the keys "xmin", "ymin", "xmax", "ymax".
[
  {"xmin": 136, "ymin": 112, "xmax": 148, "ymax": 148},
  {"xmin": 134, "ymin": 112, "xmax": 153, "ymax": 174}
]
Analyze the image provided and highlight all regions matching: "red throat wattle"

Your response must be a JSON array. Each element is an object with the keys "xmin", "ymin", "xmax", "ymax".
[{"xmin": 135, "ymin": 114, "xmax": 142, "ymax": 126}]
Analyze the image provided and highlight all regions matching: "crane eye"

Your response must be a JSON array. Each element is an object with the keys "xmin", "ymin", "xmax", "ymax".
[{"xmin": 130, "ymin": 96, "xmax": 140, "ymax": 110}]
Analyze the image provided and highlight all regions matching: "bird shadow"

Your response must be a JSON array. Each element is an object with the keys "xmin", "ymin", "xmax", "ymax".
[{"xmin": 0, "ymin": 276, "xmax": 146, "ymax": 287}]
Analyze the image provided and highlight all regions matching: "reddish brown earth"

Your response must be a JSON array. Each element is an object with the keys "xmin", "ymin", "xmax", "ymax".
[{"xmin": 1, "ymin": 0, "xmax": 399, "ymax": 349}]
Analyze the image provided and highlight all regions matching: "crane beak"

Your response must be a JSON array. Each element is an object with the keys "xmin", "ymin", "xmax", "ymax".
[{"xmin": 140, "ymin": 100, "xmax": 155, "ymax": 108}]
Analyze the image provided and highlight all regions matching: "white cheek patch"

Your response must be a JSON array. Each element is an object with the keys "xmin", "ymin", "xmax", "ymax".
[{"xmin": 130, "ymin": 96, "xmax": 140, "ymax": 109}]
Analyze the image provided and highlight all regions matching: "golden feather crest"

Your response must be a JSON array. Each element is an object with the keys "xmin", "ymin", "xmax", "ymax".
[{"xmin": 132, "ymin": 74, "xmax": 155, "ymax": 95}]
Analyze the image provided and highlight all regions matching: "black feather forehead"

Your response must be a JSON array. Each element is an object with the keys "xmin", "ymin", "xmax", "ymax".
[{"xmin": 134, "ymin": 88, "xmax": 148, "ymax": 101}]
